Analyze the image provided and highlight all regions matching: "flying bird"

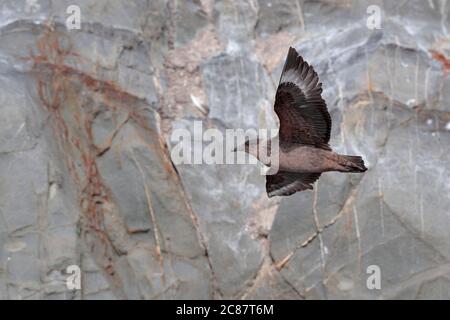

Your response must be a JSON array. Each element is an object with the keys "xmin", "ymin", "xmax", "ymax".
[{"xmin": 237, "ymin": 47, "xmax": 367, "ymax": 197}]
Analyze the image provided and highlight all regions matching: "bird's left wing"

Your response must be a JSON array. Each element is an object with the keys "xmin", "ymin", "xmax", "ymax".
[
  {"xmin": 274, "ymin": 47, "xmax": 331, "ymax": 149},
  {"xmin": 266, "ymin": 171, "xmax": 321, "ymax": 197}
]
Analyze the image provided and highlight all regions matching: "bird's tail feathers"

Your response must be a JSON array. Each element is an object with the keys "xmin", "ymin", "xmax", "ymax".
[{"xmin": 339, "ymin": 155, "xmax": 367, "ymax": 172}]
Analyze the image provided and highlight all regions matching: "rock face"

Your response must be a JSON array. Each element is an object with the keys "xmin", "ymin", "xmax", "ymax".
[{"xmin": 0, "ymin": 0, "xmax": 449, "ymax": 299}]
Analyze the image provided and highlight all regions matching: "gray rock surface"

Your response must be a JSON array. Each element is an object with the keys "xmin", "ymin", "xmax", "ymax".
[{"xmin": 0, "ymin": 0, "xmax": 449, "ymax": 299}]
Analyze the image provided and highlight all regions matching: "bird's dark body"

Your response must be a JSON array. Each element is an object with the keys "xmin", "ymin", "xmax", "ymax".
[
  {"xmin": 279, "ymin": 146, "xmax": 347, "ymax": 173},
  {"xmin": 243, "ymin": 47, "xmax": 367, "ymax": 197}
]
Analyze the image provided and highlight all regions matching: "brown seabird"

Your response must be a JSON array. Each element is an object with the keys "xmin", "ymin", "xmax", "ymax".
[{"xmin": 237, "ymin": 47, "xmax": 367, "ymax": 197}]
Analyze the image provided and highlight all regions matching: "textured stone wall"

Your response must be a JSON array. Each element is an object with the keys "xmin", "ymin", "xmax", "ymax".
[{"xmin": 0, "ymin": 0, "xmax": 449, "ymax": 299}]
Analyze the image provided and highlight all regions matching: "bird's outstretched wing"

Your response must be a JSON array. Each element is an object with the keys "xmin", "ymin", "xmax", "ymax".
[
  {"xmin": 274, "ymin": 47, "xmax": 331, "ymax": 149},
  {"xmin": 266, "ymin": 171, "xmax": 321, "ymax": 197}
]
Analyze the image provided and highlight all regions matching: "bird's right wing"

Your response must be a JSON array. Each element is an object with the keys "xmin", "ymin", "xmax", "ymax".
[
  {"xmin": 266, "ymin": 171, "xmax": 321, "ymax": 197},
  {"xmin": 274, "ymin": 47, "xmax": 331, "ymax": 149}
]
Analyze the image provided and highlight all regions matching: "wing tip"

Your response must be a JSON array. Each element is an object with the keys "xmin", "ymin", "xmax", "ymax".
[
  {"xmin": 266, "ymin": 182, "xmax": 314, "ymax": 198},
  {"xmin": 283, "ymin": 46, "xmax": 302, "ymax": 73},
  {"xmin": 288, "ymin": 47, "xmax": 300, "ymax": 59}
]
